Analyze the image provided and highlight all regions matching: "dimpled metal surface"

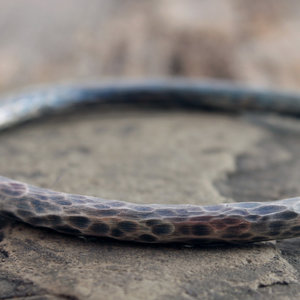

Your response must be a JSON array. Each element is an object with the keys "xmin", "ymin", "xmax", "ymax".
[
  {"xmin": 1, "ymin": 79, "xmax": 300, "ymax": 244},
  {"xmin": 1, "ymin": 176, "xmax": 300, "ymax": 244}
]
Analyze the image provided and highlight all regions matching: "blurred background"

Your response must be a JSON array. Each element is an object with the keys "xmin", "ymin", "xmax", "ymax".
[{"xmin": 1, "ymin": 0, "xmax": 300, "ymax": 92}]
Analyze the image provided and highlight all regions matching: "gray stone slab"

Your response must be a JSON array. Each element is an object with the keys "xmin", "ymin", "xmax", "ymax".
[{"xmin": 1, "ymin": 110, "xmax": 300, "ymax": 300}]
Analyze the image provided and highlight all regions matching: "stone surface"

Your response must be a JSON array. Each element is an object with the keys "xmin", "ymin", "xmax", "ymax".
[{"xmin": 1, "ymin": 1, "xmax": 300, "ymax": 300}]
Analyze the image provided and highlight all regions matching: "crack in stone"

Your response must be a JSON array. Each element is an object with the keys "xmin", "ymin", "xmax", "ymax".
[{"xmin": 258, "ymin": 281, "xmax": 289, "ymax": 289}]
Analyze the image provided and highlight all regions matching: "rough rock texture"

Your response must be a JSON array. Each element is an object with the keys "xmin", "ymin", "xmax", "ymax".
[{"xmin": 1, "ymin": 1, "xmax": 300, "ymax": 299}]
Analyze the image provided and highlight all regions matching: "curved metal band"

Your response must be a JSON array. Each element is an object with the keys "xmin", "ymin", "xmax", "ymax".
[
  {"xmin": 1, "ymin": 79, "xmax": 300, "ymax": 130},
  {"xmin": 1, "ymin": 79, "xmax": 300, "ymax": 244}
]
